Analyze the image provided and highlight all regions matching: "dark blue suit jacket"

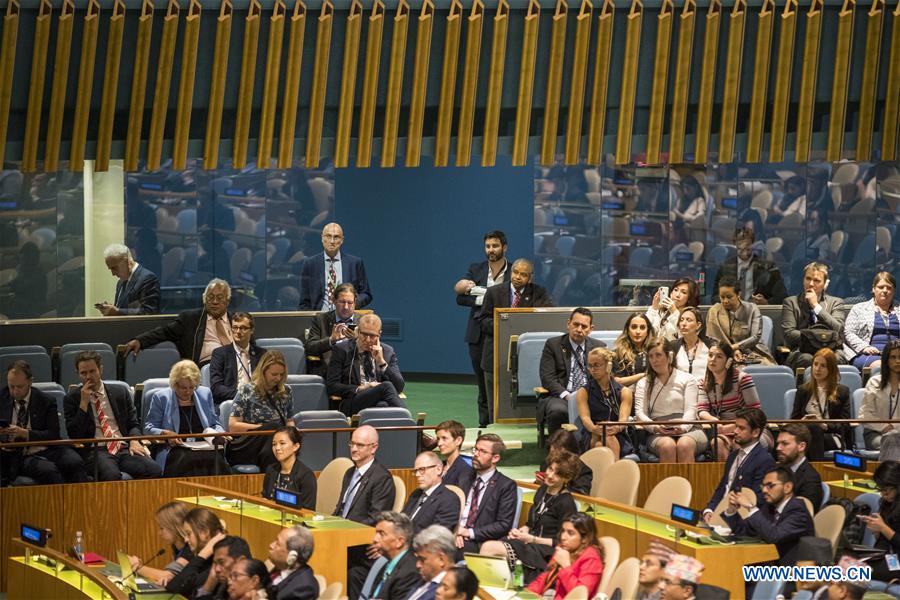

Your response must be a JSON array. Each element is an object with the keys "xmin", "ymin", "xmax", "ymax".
[
  {"xmin": 298, "ymin": 252, "xmax": 372, "ymax": 310},
  {"xmin": 442, "ymin": 456, "xmax": 474, "ymax": 491},
  {"xmin": 325, "ymin": 339, "xmax": 404, "ymax": 401},
  {"xmin": 706, "ymin": 442, "xmax": 775, "ymax": 512},
  {"xmin": 723, "ymin": 495, "xmax": 814, "ymax": 565},
  {"xmin": 114, "ymin": 264, "xmax": 160, "ymax": 315},
  {"xmin": 456, "ymin": 260, "xmax": 493, "ymax": 345},
  {"xmin": 209, "ymin": 342, "xmax": 265, "ymax": 405},
  {"xmin": 0, "ymin": 386, "xmax": 61, "ymax": 441},
  {"xmin": 465, "ymin": 470, "xmax": 518, "ymax": 542},
  {"xmin": 402, "ymin": 484, "xmax": 462, "ymax": 533}
]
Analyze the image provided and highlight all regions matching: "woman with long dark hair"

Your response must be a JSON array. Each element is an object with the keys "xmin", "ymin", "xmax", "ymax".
[
  {"xmin": 646, "ymin": 278, "xmax": 700, "ymax": 342},
  {"xmin": 261, "ymin": 426, "xmax": 317, "ymax": 509},
  {"xmin": 791, "ymin": 348, "xmax": 851, "ymax": 460},
  {"xmin": 860, "ymin": 340, "xmax": 900, "ymax": 449},
  {"xmin": 613, "ymin": 312, "xmax": 655, "ymax": 388},
  {"xmin": 667, "ymin": 307, "xmax": 711, "ymax": 379},
  {"xmin": 526, "ymin": 512, "xmax": 604, "ymax": 599},
  {"xmin": 861, "ymin": 461, "xmax": 900, "ymax": 581}
]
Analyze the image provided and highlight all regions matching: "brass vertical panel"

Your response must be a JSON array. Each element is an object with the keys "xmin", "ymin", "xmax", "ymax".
[
  {"xmin": 172, "ymin": 0, "xmax": 202, "ymax": 170},
  {"xmin": 276, "ymin": 0, "xmax": 305, "ymax": 169},
  {"xmin": 855, "ymin": 0, "xmax": 883, "ymax": 161},
  {"xmin": 95, "ymin": 0, "xmax": 126, "ymax": 172},
  {"xmin": 795, "ymin": 0, "xmax": 822, "ymax": 162},
  {"xmin": 456, "ymin": 0, "xmax": 484, "ymax": 166},
  {"xmin": 232, "ymin": 0, "xmax": 261, "ymax": 169},
  {"xmin": 124, "ymin": 0, "xmax": 154, "ymax": 172},
  {"xmin": 769, "ymin": 0, "xmax": 797, "ymax": 163},
  {"xmin": 21, "ymin": 0, "xmax": 52, "ymax": 173},
  {"xmin": 0, "ymin": 0, "xmax": 19, "ymax": 168},
  {"xmin": 146, "ymin": 0, "xmax": 180, "ymax": 171},
  {"xmin": 380, "ymin": 0, "xmax": 409, "ymax": 167},
  {"xmin": 563, "ymin": 0, "xmax": 592, "ymax": 164},
  {"xmin": 586, "ymin": 0, "xmax": 614, "ymax": 164},
  {"xmin": 883, "ymin": 0, "xmax": 900, "ymax": 160},
  {"xmin": 745, "ymin": 0, "xmax": 774, "ymax": 163},
  {"xmin": 718, "ymin": 0, "xmax": 745, "ymax": 164},
  {"xmin": 512, "ymin": 0, "xmax": 541, "ymax": 166},
  {"xmin": 480, "ymin": 0, "xmax": 509, "ymax": 166},
  {"xmin": 645, "ymin": 0, "xmax": 673, "ymax": 165},
  {"xmin": 539, "ymin": 0, "xmax": 568, "ymax": 166},
  {"xmin": 257, "ymin": 0, "xmax": 286, "ymax": 168},
  {"xmin": 204, "ymin": 0, "xmax": 233, "ymax": 170},
  {"xmin": 69, "ymin": 0, "xmax": 100, "ymax": 172},
  {"xmin": 334, "ymin": 0, "xmax": 363, "ymax": 168},
  {"xmin": 305, "ymin": 0, "xmax": 333, "ymax": 169},
  {"xmin": 694, "ymin": 0, "xmax": 721, "ymax": 164},
  {"xmin": 44, "ymin": 0, "xmax": 75, "ymax": 172},
  {"xmin": 614, "ymin": 0, "xmax": 642, "ymax": 165},
  {"xmin": 668, "ymin": 0, "xmax": 696, "ymax": 164},
  {"xmin": 405, "ymin": 0, "xmax": 434, "ymax": 167},
  {"xmin": 433, "ymin": 0, "xmax": 464, "ymax": 167},
  {"xmin": 826, "ymin": 0, "xmax": 854, "ymax": 161},
  {"xmin": 356, "ymin": 0, "xmax": 385, "ymax": 167}
]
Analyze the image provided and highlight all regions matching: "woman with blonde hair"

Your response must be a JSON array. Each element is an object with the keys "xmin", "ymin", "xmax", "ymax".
[
  {"xmin": 127, "ymin": 501, "xmax": 192, "ymax": 586},
  {"xmin": 577, "ymin": 347, "xmax": 633, "ymax": 457}
]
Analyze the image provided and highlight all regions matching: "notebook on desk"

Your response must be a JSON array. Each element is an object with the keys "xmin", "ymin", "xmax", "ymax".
[{"xmin": 115, "ymin": 551, "xmax": 167, "ymax": 593}]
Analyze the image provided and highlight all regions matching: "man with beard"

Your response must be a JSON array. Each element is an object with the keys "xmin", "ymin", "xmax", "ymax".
[{"xmin": 776, "ymin": 424, "xmax": 823, "ymax": 510}]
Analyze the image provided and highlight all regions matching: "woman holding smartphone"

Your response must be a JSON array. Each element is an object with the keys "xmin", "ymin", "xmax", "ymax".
[{"xmin": 646, "ymin": 278, "xmax": 700, "ymax": 342}]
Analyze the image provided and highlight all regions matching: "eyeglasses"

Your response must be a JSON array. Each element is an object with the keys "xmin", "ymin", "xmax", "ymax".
[
  {"xmin": 358, "ymin": 331, "xmax": 380, "ymax": 340},
  {"xmin": 232, "ymin": 325, "xmax": 253, "ymax": 332},
  {"xmin": 760, "ymin": 481, "xmax": 784, "ymax": 490},
  {"xmin": 229, "ymin": 572, "xmax": 249, "ymax": 581},
  {"xmin": 413, "ymin": 465, "xmax": 441, "ymax": 475},
  {"xmin": 206, "ymin": 294, "xmax": 228, "ymax": 302},
  {"xmin": 349, "ymin": 441, "xmax": 375, "ymax": 448},
  {"xmin": 587, "ymin": 362, "xmax": 607, "ymax": 370},
  {"xmin": 472, "ymin": 447, "xmax": 495, "ymax": 456}
]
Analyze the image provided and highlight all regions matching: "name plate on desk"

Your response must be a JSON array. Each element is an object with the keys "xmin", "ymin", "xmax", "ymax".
[
  {"xmin": 21, "ymin": 524, "xmax": 49, "ymax": 547},
  {"xmin": 671, "ymin": 504, "xmax": 699, "ymax": 526},
  {"xmin": 834, "ymin": 452, "xmax": 867, "ymax": 472},
  {"xmin": 274, "ymin": 488, "xmax": 299, "ymax": 509}
]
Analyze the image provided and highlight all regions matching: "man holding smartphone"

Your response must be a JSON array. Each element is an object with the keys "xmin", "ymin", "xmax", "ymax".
[{"xmin": 305, "ymin": 283, "xmax": 362, "ymax": 377}]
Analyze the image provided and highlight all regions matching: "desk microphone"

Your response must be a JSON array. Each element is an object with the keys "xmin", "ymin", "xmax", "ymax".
[{"xmin": 123, "ymin": 548, "xmax": 165, "ymax": 584}]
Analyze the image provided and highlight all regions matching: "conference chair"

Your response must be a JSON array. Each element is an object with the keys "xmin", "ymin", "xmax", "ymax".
[
  {"xmin": 137, "ymin": 378, "xmax": 170, "ymax": 428},
  {"xmin": 588, "ymin": 330, "xmax": 620, "ymax": 347},
  {"xmin": 32, "ymin": 381, "xmax": 67, "ymax": 439},
  {"xmin": 57, "ymin": 342, "xmax": 116, "ymax": 388},
  {"xmin": 217, "ymin": 400, "xmax": 260, "ymax": 474},
  {"xmin": 603, "ymin": 557, "xmax": 640, "ymax": 600},
  {"xmin": 513, "ymin": 486, "xmax": 525, "ymax": 528},
  {"xmin": 391, "ymin": 475, "xmax": 406, "ymax": 512},
  {"xmin": 320, "ymin": 582, "xmax": 342, "ymax": 600},
  {"xmin": 760, "ymin": 316, "xmax": 774, "ymax": 352},
  {"xmin": 513, "ymin": 331, "xmax": 564, "ymax": 446},
  {"xmin": 746, "ymin": 370, "xmax": 795, "ymax": 422},
  {"xmin": 643, "ymin": 476, "xmax": 692, "ymax": 517},
  {"xmin": 121, "ymin": 342, "xmax": 180, "ymax": 386},
  {"xmin": 257, "ymin": 338, "xmax": 305, "ymax": 375},
  {"xmin": 316, "ymin": 457, "xmax": 354, "ymax": 513},
  {"xmin": 597, "ymin": 536, "xmax": 620, "ymax": 597},
  {"xmin": 200, "ymin": 364, "xmax": 211, "ymax": 387},
  {"xmin": 285, "ymin": 374, "xmax": 328, "ymax": 413},
  {"xmin": 820, "ymin": 482, "xmax": 831, "ymax": 509},
  {"xmin": 0, "ymin": 346, "xmax": 52, "ymax": 382},
  {"xmin": 814, "ymin": 504, "xmax": 847, "ymax": 556},
  {"xmin": 445, "ymin": 485, "xmax": 466, "ymax": 521},
  {"xmin": 751, "ymin": 579, "xmax": 786, "ymax": 600},
  {"xmin": 580, "ymin": 447, "xmax": 616, "ymax": 497},
  {"xmin": 561, "ymin": 586, "xmax": 587, "ymax": 599},
  {"xmin": 707, "ymin": 488, "xmax": 758, "ymax": 528},
  {"xmin": 294, "ymin": 409, "xmax": 352, "ymax": 470},
  {"xmin": 359, "ymin": 556, "xmax": 389, "ymax": 599},
  {"xmin": 854, "ymin": 493, "xmax": 880, "ymax": 548},
  {"xmin": 594, "ymin": 460, "xmax": 640, "ymax": 506},
  {"xmin": 783, "ymin": 389, "xmax": 797, "ymax": 422},
  {"xmin": 851, "ymin": 388, "xmax": 880, "ymax": 459},
  {"xmin": 356, "ymin": 407, "xmax": 419, "ymax": 469}
]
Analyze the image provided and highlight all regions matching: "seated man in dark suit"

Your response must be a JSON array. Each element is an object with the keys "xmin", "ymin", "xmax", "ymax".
[
  {"xmin": 125, "ymin": 278, "xmax": 234, "ymax": 366},
  {"xmin": 435, "ymin": 419, "xmax": 473, "ymax": 490},
  {"xmin": 776, "ymin": 424, "xmax": 823, "ymax": 511},
  {"xmin": 539, "ymin": 307, "xmax": 604, "ymax": 437},
  {"xmin": 781, "ymin": 262, "xmax": 848, "ymax": 370},
  {"xmin": 360, "ymin": 512, "xmax": 422, "ymax": 600},
  {"xmin": 0, "ymin": 360, "xmax": 88, "ymax": 485},
  {"xmin": 267, "ymin": 526, "xmax": 318, "ymax": 600},
  {"xmin": 194, "ymin": 535, "xmax": 252, "ymax": 600},
  {"xmin": 702, "ymin": 408, "xmax": 775, "ymax": 522},
  {"xmin": 326, "ymin": 313, "xmax": 406, "ymax": 416},
  {"xmin": 95, "ymin": 243, "xmax": 161, "ymax": 316},
  {"xmin": 298, "ymin": 222, "xmax": 373, "ymax": 310},
  {"xmin": 209, "ymin": 311, "xmax": 264, "ymax": 406},
  {"xmin": 712, "ymin": 228, "xmax": 787, "ymax": 306},
  {"xmin": 63, "ymin": 351, "xmax": 161, "ymax": 481},
  {"xmin": 722, "ymin": 466, "xmax": 815, "ymax": 565},
  {"xmin": 304, "ymin": 283, "xmax": 361, "ymax": 377},
  {"xmin": 335, "ymin": 425, "xmax": 396, "ymax": 525},
  {"xmin": 406, "ymin": 525, "xmax": 457, "ymax": 600},
  {"xmin": 403, "ymin": 451, "xmax": 461, "ymax": 533}
]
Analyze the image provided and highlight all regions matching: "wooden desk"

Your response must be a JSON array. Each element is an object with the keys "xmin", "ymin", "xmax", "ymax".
[{"xmin": 827, "ymin": 478, "xmax": 878, "ymax": 500}]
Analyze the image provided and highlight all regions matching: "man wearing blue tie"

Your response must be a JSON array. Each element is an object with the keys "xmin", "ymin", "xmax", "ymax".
[
  {"xmin": 298, "ymin": 222, "xmax": 373, "ymax": 311},
  {"xmin": 406, "ymin": 525, "xmax": 457, "ymax": 600},
  {"xmin": 95, "ymin": 243, "xmax": 160, "ymax": 316}
]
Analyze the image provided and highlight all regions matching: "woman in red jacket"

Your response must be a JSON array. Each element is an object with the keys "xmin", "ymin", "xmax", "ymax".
[{"xmin": 526, "ymin": 512, "xmax": 604, "ymax": 599}]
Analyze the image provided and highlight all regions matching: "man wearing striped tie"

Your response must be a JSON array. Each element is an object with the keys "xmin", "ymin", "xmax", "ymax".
[{"xmin": 298, "ymin": 222, "xmax": 373, "ymax": 311}]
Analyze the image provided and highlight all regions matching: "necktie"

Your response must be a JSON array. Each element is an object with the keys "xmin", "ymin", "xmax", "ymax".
[
  {"xmin": 727, "ymin": 450, "xmax": 746, "ymax": 490},
  {"xmin": 410, "ymin": 493, "xmax": 429, "ymax": 519},
  {"xmin": 215, "ymin": 318, "xmax": 232, "ymax": 346},
  {"xmin": 364, "ymin": 354, "xmax": 376, "ymax": 382},
  {"xmin": 237, "ymin": 349, "xmax": 251, "ymax": 385},
  {"xmin": 409, "ymin": 581, "xmax": 439, "ymax": 600},
  {"xmin": 93, "ymin": 394, "xmax": 120, "ymax": 455},
  {"xmin": 571, "ymin": 346, "xmax": 587, "ymax": 391},
  {"xmin": 325, "ymin": 258, "xmax": 338, "ymax": 309},
  {"xmin": 15, "ymin": 401, "xmax": 27, "ymax": 428},
  {"xmin": 341, "ymin": 470, "xmax": 362, "ymax": 517},
  {"xmin": 465, "ymin": 478, "xmax": 485, "ymax": 528},
  {"xmin": 773, "ymin": 509, "xmax": 781, "ymax": 523},
  {"xmin": 511, "ymin": 290, "xmax": 522, "ymax": 308},
  {"xmin": 372, "ymin": 562, "xmax": 392, "ymax": 598}
]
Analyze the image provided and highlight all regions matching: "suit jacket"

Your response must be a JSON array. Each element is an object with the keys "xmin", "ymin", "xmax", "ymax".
[
  {"xmin": 135, "ymin": 308, "xmax": 234, "ymax": 364},
  {"xmin": 402, "ymin": 484, "xmax": 461, "ymax": 533},
  {"xmin": 209, "ymin": 342, "xmax": 265, "ymax": 405},
  {"xmin": 539, "ymin": 334, "xmax": 604, "ymax": 398},
  {"xmin": 442, "ymin": 456, "xmax": 474, "ymax": 491},
  {"xmin": 262, "ymin": 458, "xmax": 317, "ymax": 510},
  {"xmin": 271, "ymin": 564, "xmax": 319, "ymax": 600},
  {"xmin": 371, "ymin": 550, "xmax": 422, "ymax": 600},
  {"xmin": 465, "ymin": 470, "xmax": 518, "ymax": 542},
  {"xmin": 781, "ymin": 294, "xmax": 848, "ymax": 352},
  {"xmin": 143, "ymin": 386, "xmax": 225, "ymax": 470},
  {"xmin": 304, "ymin": 310, "xmax": 363, "ymax": 376},
  {"xmin": 791, "ymin": 458, "xmax": 824, "ymax": 511},
  {"xmin": 64, "ymin": 383, "xmax": 141, "ymax": 443},
  {"xmin": 298, "ymin": 251, "xmax": 372, "ymax": 310},
  {"xmin": 114, "ymin": 264, "xmax": 160, "ymax": 315},
  {"xmin": 0, "ymin": 386, "xmax": 61, "ymax": 441},
  {"xmin": 713, "ymin": 257, "xmax": 787, "ymax": 305},
  {"xmin": 791, "ymin": 384, "xmax": 852, "ymax": 449},
  {"xmin": 706, "ymin": 443, "xmax": 775, "ymax": 512},
  {"xmin": 333, "ymin": 460, "xmax": 396, "ymax": 525},
  {"xmin": 723, "ymin": 496, "xmax": 815, "ymax": 565},
  {"xmin": 326, "ymin": 339, "xmax": 405, "ymax": 401},
  {"xmin": 479, "ymin": 281, "xmax": 554, "ymax": 370},
  {"xmin": 456, "ymin": 260, "xmax": 505, "ymax": 345}
]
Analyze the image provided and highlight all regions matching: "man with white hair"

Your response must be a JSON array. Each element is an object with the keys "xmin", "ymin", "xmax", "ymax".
[
  {"xmin": 95, "ymin": 243, "xmax": 160, "ymax": 315},
  {"xmin": 406, "ymin": 525, "xmax": 457, "ymax": 600},
  {"xmin": 267, "ymin": 525, "xmax": 318, "ymax": 599},
  {"xmin": 124, "ymin": 278, "xmax": 233, "ymax": 366}
]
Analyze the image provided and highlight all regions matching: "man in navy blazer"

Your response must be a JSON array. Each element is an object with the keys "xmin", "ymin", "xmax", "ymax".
[
  {"xmin": 304, "ymin": 283, "xmax": 363, "ymax": 377},
  {"xmin": 334, "ymin": 425, "xmax": 396, "ymax": 526},
  {"xmin": 776, "ymin": 424, "xmax": 824, "ymax": 510},
  {"xmin": 455, "ymin": 230, "xmax": 509, "ymax": 428},
  {"xmin": 703, "ymin": 408, "xmax": 775, "ymax": 520},
  {"xmin": 298, "ymin": 222, "xmax": 372, "ymax": 310},
  {"xmin": 268, "ymin": 526, "xmax": 319, "ymax": 600},
  {"xmin": 403, "ymin": 452, "xmax": 462, "ymax": 533},
  {"xmin": 95, "ymin": 243, "xmax": 160, "ymax": 316},
  {"xmin": 209, "ymin": 311, "xmax": 265, "ymax": 405},
  {"xmin": 722, "ymin": 466, "xmax": 815, "ymax": 565}
]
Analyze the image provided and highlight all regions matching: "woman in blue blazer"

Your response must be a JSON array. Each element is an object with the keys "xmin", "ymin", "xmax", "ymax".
[{"xmin": 145, "ymin": 360, "xmax": 229, "ymax": 476}]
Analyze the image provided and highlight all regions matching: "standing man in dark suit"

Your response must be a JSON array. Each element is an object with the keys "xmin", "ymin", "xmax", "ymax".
[
  {"xmin": 304, "ymin": 283, "xmax": 362, "ymax": 377},
  {"xmin": 209, "ymin": 311, "xmax": 264, "ymax": 406},
  {"xmin": 712, "ymin": 228, "xmax": 787, "ymax": 305},
  {"xmin": 63, "ymin": 351, "xmax": 161, "ymax": 481},
  {"xmin": 538, "ymin": 307, "xmax": 603, "ymax": 437},
  {"xmin": 124, "ymin": 278, "xmax": 234, "ymax": 366},
  {"xmin": 781, "ymin": 262, "xmax": 848, "ymax": 369},
  {"xmin": 95, "ymin": 243, "xmax": 160, "ymax": 316},
  {"xmin": 480, "ymin": 259, "xmax": 554, "ymax": 423},
  {"xmin": 298, "ymin": 222, "xmax": 372, "ymax": 310},
  {"xmin": 403, "ymin": 451, "xmax": 462, "ymax": 533},
  {"xmin": 702, "ymin": 408, "xmax": 775, "ymax": 521},
  {"xmin": 362, "ymin": 512, "xmax": 423, "ymax": 600},
  {"xmin": 455, "ymin": 230, "xmax": 509, "ymax": 428},
  {"xmin": 267, "ymin": 526, "xmax": 319, "ymax": 600},
  {"xmin": 721, "ymin": 466, "xmax": 815, "ymax": 565},
  {"xmin": 0, "ymin": 360, "xmax": 88, "ymax": 485},
  {"xmin": 776, "ymin": 424, "xmax": 823, "ymax": 511}
]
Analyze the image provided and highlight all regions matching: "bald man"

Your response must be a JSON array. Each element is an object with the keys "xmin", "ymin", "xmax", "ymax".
[
  {"xmin": 402, "ymin": 451, "xmax": 461, "ymax": 533},
  {"xmin": 334, "ymin": 425, "xmax": 396, "ymax": 525},
  {"xmin": 298, "ymin": 222, "xmax": 372, "ymax": 310}
]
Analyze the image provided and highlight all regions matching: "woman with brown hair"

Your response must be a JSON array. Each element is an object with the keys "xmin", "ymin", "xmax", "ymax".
[
  {"xmin": 612, "ymin": 312, "xmax": 655, "ymax": 388},
  {"xmin": 166, "ymin": 507, "xmax": 226, "ymax": 597},
  {"xmin": 127, "ymin": 501, "xmax": 192, "ymax": 586},
  {"xmin": 526, "ymin": 512, "xmax": 604, "ymax": 599},
  {"xmin": 792, "ymin": 347, "xmax": 852, "ymax": 460},
  {"xmin": 645, "ymin": 277, "xmax": 700, "ymax": 342}
]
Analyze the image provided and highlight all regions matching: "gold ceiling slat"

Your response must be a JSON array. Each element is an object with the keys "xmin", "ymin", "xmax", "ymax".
[
  {"xmin": 769, "ymin": 0, "xmax": 797, "ymax": 163},
  {"xmin": 204, "ymin": 0, "xmax": 234, "ymax": 170},
  {"xmin": 718, "ymin": 0, "xmax": 745, "ymax": 164},
  {"xmin": 456, "ymin": 0, "xmax": 484, "ymax": 167},
  {"xmin": 334, "ymin": 0, "xmax": 363, "ymax": 168},
  {"xmin": 745, "ymin": 0, "xmax": 774, "ymax": 163},
  {"xmin": 539, "ymin": 0, "xmax": 568, "ymax": 166},
  {"xmin": 512, "ymin": 0, "xmax": 541, "ymax": 166},
  {"xmin": 69, "ymin": 0, "xmax": 101, "ymax": 172},
  {"xmin": 305, "ymin": 0, "xmax": 334, "ymax": 169},
  {"xmin": 563, "ymin": 0, "xmax": 592, "ymax": 165},
  {"xmin": 826, "ymin": 0, "xmax": 854, "ymax": 162},
  {"xmin": 694, "ymin": 0, "xmax": 721, "ymax": 164},
  {"xmin": 0, "ymin": 0, "xmax": 19, "ymax": 168},
  {"xmin": 668, "ymin": 0, "xmax": 695, "ymax": 164},
  {"xmin": 356, "ymin": 0, "xmax": 385, "ymax": 168},
  {"xmin": 276, "ymin": 0, "xmax": 306, "ymax": 169},
  {"xmin": 882, "ymin": 0, "xmax": 900, "ymax": 160},
  {"xmin": 124, "ymin": 0, "xmax": 154, "ymax": 172},
  {"xmin": 380, "ymin": 0, "xmax": 409, "ymax": 167},
  {"xmin": 257, "ymin": 0, "xmax": 286, "ymax": 169},
  {"xmin": 405, "ymin": 0, "xmax": 435, "ymax": 167},
  {"xmin": 172, "ymin": 0, "xmax": 202, "ymax": 171},
  {"xmin": 146, "ymin": 0, "xmax": 180, "ymax": 171},
  {"xmin": 44, "ymin": 0, "xmax": 75, "ymax": 172},
  {"xmin": 21, "ymin": 0, "xmax": 52, "ymax": 173},
  {"xmin": 95, "ymin": 0, "xmax": 126, "ymax": 172},
  {"xmin": 480, "ymin": 0, "xmax": 509, "ymax": 167},
  {"xmin": 614, "ymin": 0, "xmax": 642, "ymax": 165},
  {"xmin": 645, "ymin": 0, "xmax": 673, "ymax": 165},
  {"xmin": 795, "ymin": 0, "xmax": 822, "ymax": 162},
  {"xmin": 586, "ymin": 0, "xmax": 614, "ymax": 164},
  {"xmin": 434, "ymin": 0, "xmax": 463, "ymax": 167},
  {"xmin": 232, "ymin": 0, "xmax": 261, "ymax": 169},
  {"xmin": 855, "ymin": 0, "xmax": 883, "ymax": 161}
]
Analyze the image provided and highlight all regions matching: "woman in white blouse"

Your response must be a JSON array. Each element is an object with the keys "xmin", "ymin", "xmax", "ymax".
[
  {"xmin": 860, "ymin": 340, "xmax": 900, "ymax": 449},
  {"xmin": 634, "ymin": 338, "xmax": 708, "ymax": 462},
  {"xmin": 666, "ymin": 307, "xmax": 711, "ymax": 380},
  {"xmin": 645, "ymin": 278, "xmax": 700, "ymax": 342}
]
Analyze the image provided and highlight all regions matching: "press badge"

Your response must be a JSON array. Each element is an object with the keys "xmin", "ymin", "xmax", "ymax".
[{"xmin": 885, "ymin": 554, "xmax": 900, "ymax": 571}]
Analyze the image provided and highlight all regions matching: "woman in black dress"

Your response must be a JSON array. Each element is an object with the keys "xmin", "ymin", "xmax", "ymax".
[
  {"xmin": 861, "ymin": 461, "xmax": 900, "ymax": 582},
  {"xmin": 577, "ymin": 347, "xmax": 634, "ymax": 458},
  {"xmin": 261, "ymin": 426, "xmax": 317, "ymax": 509},
  {"xmin": 791, "ymin": 348, "xmax": 852, "ymax": 460},
  {"xmin": 539, "ymin": 429, "xmax": 592, "ymax": 495}
]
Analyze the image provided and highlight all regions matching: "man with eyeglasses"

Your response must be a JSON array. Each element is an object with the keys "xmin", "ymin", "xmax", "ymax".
[
  {"xmin": 326, "ymin": 313, "xmax": 406, "ymax": 416},
  {"xmin": 402, "ymin": 451, "xmax": 461, "ymax": 533},
  {"xmin": 209, "ymin": 312, "xmax": 264, "ymax": 406},
  {"xmin": 298, "ymin": 222, "xmax": 373, "ymax": 311},
  {"xmin": 305, "ymin": 283, "xmax": 362, "ymax": 377}
]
